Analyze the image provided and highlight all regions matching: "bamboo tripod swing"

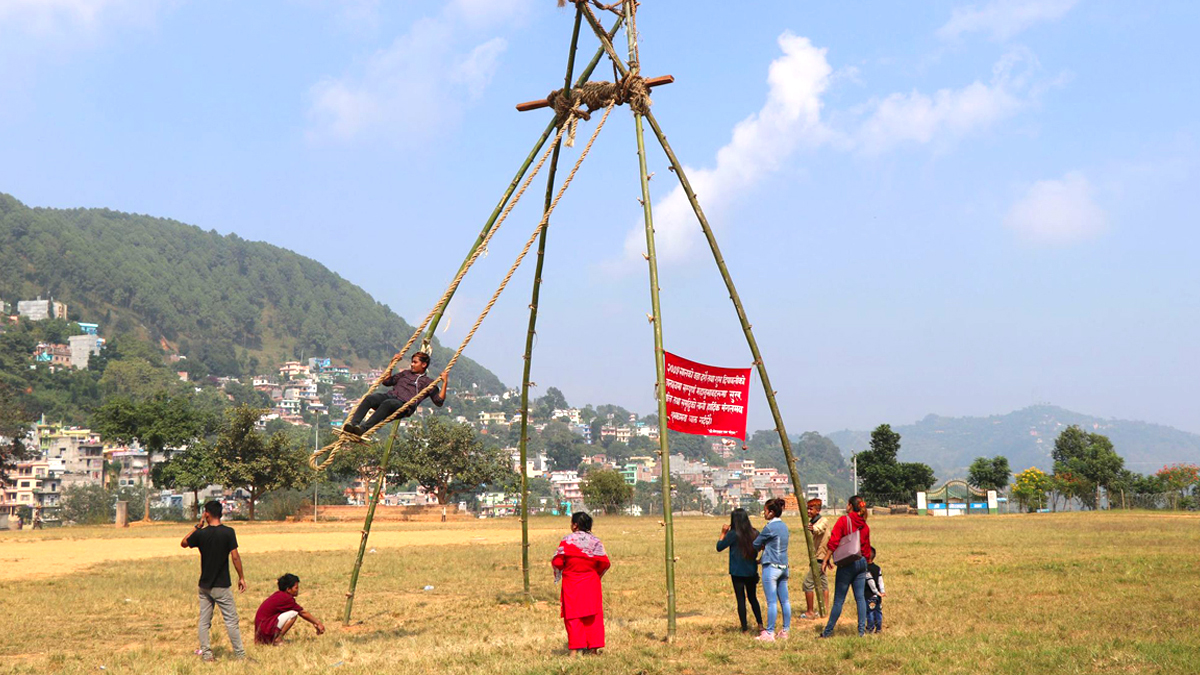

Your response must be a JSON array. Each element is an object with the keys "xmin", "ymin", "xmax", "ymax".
[{"xmin": 309, "ymin": 0, "xmax": 826, "ymax": 637}]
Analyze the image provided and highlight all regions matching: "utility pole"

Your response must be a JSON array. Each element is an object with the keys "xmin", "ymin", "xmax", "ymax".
[{"xmin": 852, "ymin": 452, "xmax": 859, "ymax": 495}]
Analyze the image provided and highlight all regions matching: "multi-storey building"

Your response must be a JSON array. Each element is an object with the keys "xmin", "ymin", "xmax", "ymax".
[
  {"xmin": 39, "ymin": 425, "xmax": 104, "ymax": 488},
  {"xmin": 17, "ymin": 298, "xmax": 67, "ymax": 321},
  {"xmin": 0, "ymin": 459, "xmax": 64, "ymax": 523}
]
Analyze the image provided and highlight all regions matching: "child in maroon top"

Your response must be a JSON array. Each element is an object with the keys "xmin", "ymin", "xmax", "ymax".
[{"xmin": 254, "ymin": 574, "xmax": 326, "ymax": 645}]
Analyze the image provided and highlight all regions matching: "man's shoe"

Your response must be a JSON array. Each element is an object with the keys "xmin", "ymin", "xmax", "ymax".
[{"xmin": 342, "ymin": 423, "xmax": 362, "ymax": 436}]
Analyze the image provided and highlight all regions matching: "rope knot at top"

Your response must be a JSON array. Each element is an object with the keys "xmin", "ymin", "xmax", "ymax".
[{"xmin": 546, "ymin": 71, "xmax": 653, "ymax": 144}]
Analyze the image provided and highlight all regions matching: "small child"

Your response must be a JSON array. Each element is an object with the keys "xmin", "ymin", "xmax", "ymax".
[{"xmin": 864, "ymin": 547, "xmax": 886, "ymax": 634}]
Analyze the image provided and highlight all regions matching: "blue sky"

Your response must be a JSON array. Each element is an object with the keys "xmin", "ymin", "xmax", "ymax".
[{"xmin": 2, "ymin": 0, "xmax": 1197, "ymax": 437}]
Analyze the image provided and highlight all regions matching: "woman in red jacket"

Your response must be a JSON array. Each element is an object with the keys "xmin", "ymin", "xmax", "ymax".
[
  {"xmin": 552, "ymin": 511, "xmax": 611, "ymax": 655},
  {"xmin": 819, "ymin": 495, "xmax": 871, "ymax": 638}
]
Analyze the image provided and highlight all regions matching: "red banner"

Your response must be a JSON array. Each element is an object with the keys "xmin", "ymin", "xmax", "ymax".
[{"xmin": 663, "ymin": 352, "xmax": 751, "ymax": 439}]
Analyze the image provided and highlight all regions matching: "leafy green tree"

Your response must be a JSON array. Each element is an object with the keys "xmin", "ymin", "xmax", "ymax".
[
  {"xmin": 967, "ymin": 456, "xmax": 1011, "ymax": 492},
  {"xmin": 61, "ymin": 483, "xmax": 113, "ymax": 525},
  {"xmin": 154, "ymin": 443, "xmax": 218, "ymax": 518},
  {"xmin": 672, "ymin": 479, "xmax": 711, "ymax": 514},
  {"xmin": 1155, "ymin": 464, "xmax": 1199, "ymax": 510},
  {"xmin": 98, "ymin": 359, "xmax": 179, "ymax": 400},
  {"xmin": 581, "ymin": 469, "xmax": 633, "ymax": 515},
  {"xmin": 1052, "ymin": 425, "xmax": 1124, "ymax": 509},
  {"xmin": 0, "ymin": 383, "xmax": 32, "ymax": 481},
  {"xmin": 633, "ymin": 479, "xmax": 662, "ymax": 515},
  {"xmin": 211, "ymin": 405, "xmax": 308, "ymax": 520},
  {"xmin": 1011, "ymin": 467, "xmax": 1052, "ymax": 512},
  {"xmin": 394, "ymin": 416, "xmax": 514, "ymax": 505},
  {"xmin": 858, "ymin": 424, "xmax": 936, "ymax": 497},
  {"xmin": 542, "ymin": 420, "xmax": 585, "ymax": 471}
]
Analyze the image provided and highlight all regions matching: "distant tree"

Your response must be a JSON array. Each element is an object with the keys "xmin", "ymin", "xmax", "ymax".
[
  {"xmin": 1052, "ymin": 426, "xmax": 1124, "ymax": 509},
  {"xmin": 98, "ymin": 359, "xmax": 179, "ymax": 400},
  {"xmin": 536, "ymin": 387, "xmax": 569, "ymax": 416},
  {"xmin": 61, "ymin": 483, "xmax": 113, "ymax": 525},
  {"xmin": 528, "ymin": 476, "xmax": 554, "ymax": 501},
  {"xmin": 1155, "ymin": 464, "xmax": 1200, "ymax": 510},
  {"xmin": 581, "ymin": 469, "xmax": 633, "ymax": 515},
  {"xmin": 1011, "ymin": 467, "xmax": 1052, "ymax": 512},
  {"xmin": 858, "ymin": 424, "xmax": 936, "ymax": 497},
  {"xmin": 154, "ymin": 442, "xmax": 218, "ymax": 518},
  {"xmin": 633, "ymin": 480, "xmax": 663, "ymax": 515},
  {"xmin": 0, "ymin": 383, "xmax": 32, "ymax": 481},
  {"xmin": 211, "ymin": 405, "xmax": 308, "ymax": 520},
  {"xmin": 672, "ymin": 479, "xmax": 711, "ymax": 514},
  {"xmin": 92, "ymin": 393, "xmax": 211, "ymax": 521},
  {"xmin": 967, "ymin": 456, "xmax": 1011, "ymax": 492},
  {"xmin": 394, "ymin": 416, "xmax": 513, "ymax": 505},
  {"xmin": 542, "ymin": 420, "xmax": 585, "ymax": 471}
]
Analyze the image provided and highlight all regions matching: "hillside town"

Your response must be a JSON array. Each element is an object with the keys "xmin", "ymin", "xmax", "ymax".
[{"xmin": 1, "ymin": 297, "xmax": 814, "ymax": 527}]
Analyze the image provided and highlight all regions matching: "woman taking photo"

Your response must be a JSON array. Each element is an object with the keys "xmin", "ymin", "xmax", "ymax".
[
  {"xmin": 552, "ymin": 511, "xmax": 611, "ymax": 655},
  {"xmin": 752, "ymin": 497, "xmax": 792, "ymax": 641},
  {"xmin": 716, "ymin": 508, "xmax": 764, "ymax": 633},
  {"xmin": 820, "ymin": 495, "xmax": 872, "ymax": 638}
]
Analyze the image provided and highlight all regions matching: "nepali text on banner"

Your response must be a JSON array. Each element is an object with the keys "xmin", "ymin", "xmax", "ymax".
[{"xmin": 662, "ymin": 351, "xmax": 751, "ymax": 440}]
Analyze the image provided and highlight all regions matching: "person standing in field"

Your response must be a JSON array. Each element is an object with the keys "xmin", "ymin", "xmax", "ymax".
[
  {"xmin": 441, "ymin": 506, "xmax": 447, "ymax": 523},
  {"xmin": 752, "ymin": 497, "xmax": 791, "ymax": 641},
  {"xmin": 254, "ymin": 573, "xmax": 325, "ymax": 645},
  {"xmin": 864, "ymin": 547, "xmax": 886, "ymax": 633},
  {"xmin": 801, "ymin": 498, "xmax": 831, "ymax": 619},
  {"xmin": 552, "ymin": 511, "xmax": 610, "ymax": 655},
  {"xmin": 819, "ymin": 495, "xmax": 872, "ymax": 638},
  {"xmin": 181, "ymin": 500, "xmax": 246, "ymax": 661},
  {"xmin": 716, "ymin": 507, "xmax": 764, "ymax": 633}
]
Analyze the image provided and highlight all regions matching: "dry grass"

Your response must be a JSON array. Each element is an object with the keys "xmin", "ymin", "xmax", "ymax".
[{"xmin": 0, "ymin": 512, "xmax": 1197, "ymax": 674}]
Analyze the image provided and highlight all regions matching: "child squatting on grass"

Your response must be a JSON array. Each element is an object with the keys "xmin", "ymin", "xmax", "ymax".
[
  {"xmin": 717, "ymin": 508, "xmax": 765, "ymax": 633},
  {"xmin": 254, "ymin": 573, "xmax": 326, "ymax": 645},
  {"xmin": 752, "ymin": 497, "xmax": 792, "ymax": 641}
]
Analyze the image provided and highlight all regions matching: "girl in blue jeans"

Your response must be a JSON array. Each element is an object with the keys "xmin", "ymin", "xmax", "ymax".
[
  {"xmin": 752, "ymin": 497, "xmax": 791, "ymax": 641},
  {"xmin": 820, "ymin": 495, "xmax": 872, "ymax": 638}
]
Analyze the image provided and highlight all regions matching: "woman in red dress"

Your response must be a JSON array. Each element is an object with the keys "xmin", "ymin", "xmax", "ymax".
[{"xmin": 552, "ymin": 511, "xmax": 610, "ymax": 655}]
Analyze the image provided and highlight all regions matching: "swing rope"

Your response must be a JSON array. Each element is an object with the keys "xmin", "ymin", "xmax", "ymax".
[{"xmin": 310, "ymin": 103, "xmax": 615, "ymax": 471}]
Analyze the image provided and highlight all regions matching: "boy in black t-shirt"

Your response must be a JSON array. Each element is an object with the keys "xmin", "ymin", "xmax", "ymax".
[
  {"xmin": 181, "ymin": 501, "xmax": 246, "ymax": 661},
  {"xmin": 864, "ymin": 547, "xmax": 886, "ymax": 634}
]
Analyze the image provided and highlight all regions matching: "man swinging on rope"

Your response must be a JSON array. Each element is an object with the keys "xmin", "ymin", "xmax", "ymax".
[{"xmin": 343, "ymin": 352, "xmax": 448, "ymax": 436}]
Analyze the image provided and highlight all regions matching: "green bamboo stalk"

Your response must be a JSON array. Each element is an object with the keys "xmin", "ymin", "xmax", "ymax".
[
  {"xmin": 579, "ymin": 5, "xmax": 825, "ymax": 616},
  {"xmin": 641, "ymin": 110, "xmax": 826, "ymax": 616},
  {"xmin": 420, "ymin": 15, "xmax": 624, "ymax": 353},
  {"xmin": 516, "ymin": 4, "xmax": 584, "ymax": 603},
  {"xmin": 343, "ymin": 421, "xmax": 403, "ymax": 624},
  {"xmin": 619, "ymin": 0, "xmax": 677, "ymax": 640}
]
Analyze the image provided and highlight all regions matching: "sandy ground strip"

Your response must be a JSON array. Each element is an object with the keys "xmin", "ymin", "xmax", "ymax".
[{"xmin": 0, "ymin": 527, "xmax": 560, "ymax": 581}]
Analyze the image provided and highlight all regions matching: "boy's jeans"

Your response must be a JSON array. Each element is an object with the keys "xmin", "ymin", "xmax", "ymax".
[
  {"xmin": 760, "ymin": 565, "xmax": 791, "ymax": 633},
  {"xmin": 198, "ymin": 585, "xmax": 245, "ymax": 658},
  {"xmin": 865, "ymin": 596, "xmax": 883, "ymax": 632}
]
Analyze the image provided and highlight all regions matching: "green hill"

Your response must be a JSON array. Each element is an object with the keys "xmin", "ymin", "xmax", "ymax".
[
  {"xmin": 827, "ymin": 405, "xmax": 1200, "ymax": 480},
  {"xmin": 0, "ymin": 193, "xmax": 504, "ymax": 391}
]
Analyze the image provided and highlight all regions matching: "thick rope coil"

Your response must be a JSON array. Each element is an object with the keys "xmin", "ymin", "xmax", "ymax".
[{"xmin": 309, "ymin": 105, "xmax": 614, "ymax": 471}]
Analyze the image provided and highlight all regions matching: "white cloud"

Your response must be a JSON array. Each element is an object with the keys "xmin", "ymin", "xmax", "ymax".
[
  {"xmin": 305, "ymin": 2, "xmax": 528, "ymax": 144},
  {"xmin": 938, "ymin": 0, "xmax": 1078, "ymax": 42},
  {"xmin": 854, "ymin": 50, "xmax": 1036, "ymax": 154},
  {"xmin": 621, "ymin": 32, "xmax": 833, "ymax": 263},
  {"xmin": 1004, "ymin": 171, "xmax": 1108, "ymax": 245},
  {"xmin": 0, "ymin": 0, "xmax": 170, "ymax": 36}
]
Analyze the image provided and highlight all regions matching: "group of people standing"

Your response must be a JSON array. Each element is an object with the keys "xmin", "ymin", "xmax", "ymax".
[{"xmin": 715, "ymin": 495, "xmax": 886, "ymax": 640}]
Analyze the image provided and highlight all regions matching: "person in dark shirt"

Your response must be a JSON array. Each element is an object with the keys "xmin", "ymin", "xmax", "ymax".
[
  {"xmin": 255, "ymin": 573, "xmax": 325, "ymax": 645},
  {"xmin": 181, "ymin": 501, "xmax": 246, "ymax": 661},
  {"xmin": 716, "ymin": 507, "xmax": 764, "ymax": 633},
  {"xmin": 343, "ymin": 351, "xmax": 448, "ymax": 436}
]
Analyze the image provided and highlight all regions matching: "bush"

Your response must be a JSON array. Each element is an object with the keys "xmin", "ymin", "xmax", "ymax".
[
  {"xmin": 258, "ymin": 489, "xmax": 312, "ymax": 521},
  {"xmin": 62, "ymin": 484, "xmax": 114, "ymax": 525}
]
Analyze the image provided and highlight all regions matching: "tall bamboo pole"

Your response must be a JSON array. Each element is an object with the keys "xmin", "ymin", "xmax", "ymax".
[
  {"xmin": 420, "ymin": 15, "xmax": 624, "ymax": 353},
  {"xmin": 620, "ymin": 0, "xmax": 677, "ymax": 640},
  {"xmin": 578, "ymin": 3, "xmax": 824, "ymax": 615},
  {"xmin": 343, "ymin": 420, "xmax": 404, "ymax": 624},
  {"xmin": 642, "ymin": 111, "xmax": 825, "ymax": 615},
  {"xmin": 516, "ymin": 4, "xmax": 584, "ymax": 602}
]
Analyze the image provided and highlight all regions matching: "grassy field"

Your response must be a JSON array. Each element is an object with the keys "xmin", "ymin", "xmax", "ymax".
[{"xmin": 0, "ymin": 511, "xmax": 1197, "ymax": 674}]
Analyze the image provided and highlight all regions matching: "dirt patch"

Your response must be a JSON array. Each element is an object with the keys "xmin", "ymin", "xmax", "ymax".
[{"xmin": 0, "ymin": 528, "xmax": 543, "ymax": 582}]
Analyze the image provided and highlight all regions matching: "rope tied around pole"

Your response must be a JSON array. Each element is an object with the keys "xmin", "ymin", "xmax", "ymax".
[{"xmin": 546, "ymin": 69, "xmax": 650, "ymax": 145}]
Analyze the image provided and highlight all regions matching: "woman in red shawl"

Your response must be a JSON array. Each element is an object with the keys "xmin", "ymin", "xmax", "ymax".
[{"xmin": 552, "ymin": 511, "xmax": 610, "ymax": 655}]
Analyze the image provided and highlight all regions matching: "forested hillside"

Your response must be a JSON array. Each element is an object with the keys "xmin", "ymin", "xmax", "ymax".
[
  {"xmin": 0, "ymin": 193, "xmax": 502, "ymax": 390},
  {"xmin": 827, "ymin": 405, "xmax": 1200, "ymax": 480}
]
